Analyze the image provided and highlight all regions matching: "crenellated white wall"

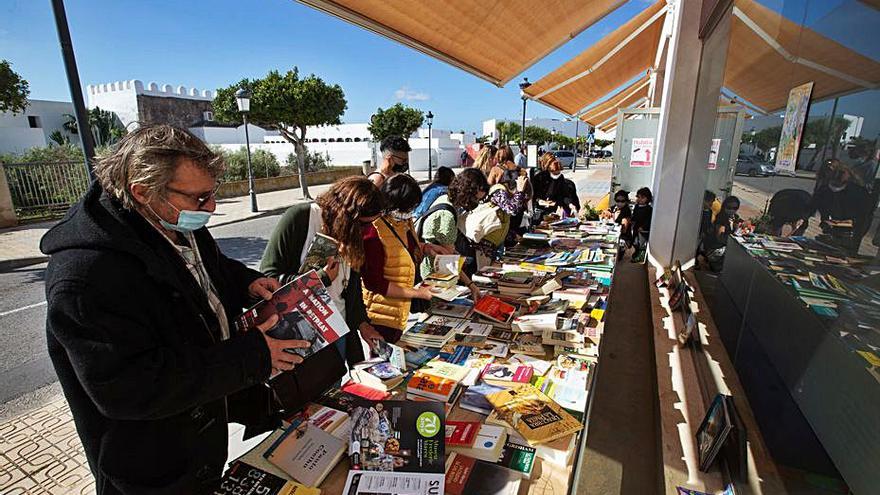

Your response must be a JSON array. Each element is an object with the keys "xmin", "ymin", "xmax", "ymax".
[{"xmin": 87, "ymin": 79, "xmax": 214, "ymax": 130}]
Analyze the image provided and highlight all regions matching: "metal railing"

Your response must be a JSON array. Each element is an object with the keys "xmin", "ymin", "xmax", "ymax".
[{"xmin": 2, "ymin": 161, "xmax": 91, "ymax": 219}]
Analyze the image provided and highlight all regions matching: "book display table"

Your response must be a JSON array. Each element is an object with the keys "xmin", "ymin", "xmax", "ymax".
[
  {"xmin": 713, "ymin": 235, "xmax": 880, "ymax": 494},
  {"xmin": 227, "ymin": 220, "xmax": 623, "ymax": 495}
]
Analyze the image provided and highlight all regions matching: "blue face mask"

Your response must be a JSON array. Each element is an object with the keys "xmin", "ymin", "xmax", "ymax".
[{"xmin": 151, "ymin": 201, "xmax": 212, "ymax": 232}]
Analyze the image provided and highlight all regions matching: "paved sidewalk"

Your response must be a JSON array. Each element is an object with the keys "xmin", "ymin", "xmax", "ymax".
[{"xmin": 0, "ymin": 165, "xmax": 611, "ymax": 272}]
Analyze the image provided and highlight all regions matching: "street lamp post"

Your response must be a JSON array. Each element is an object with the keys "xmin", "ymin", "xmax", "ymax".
[
  {"xmin": 236, "ymin": 88, "xmax": 258, "ymax": 213},
  {"xmin": 573, "ymin": 118, "xmax": 579, "ymax": 172},
  {"xmin": 551, "ymin": 128, "xmax": 556, "ymax": 151},
  {"xmin": 426, "ymin": 111, "xmax": 434, "ymax": 181},
  {"xmin": 519, "ymin": 78, "xmax": 531, "ymax": 148}
]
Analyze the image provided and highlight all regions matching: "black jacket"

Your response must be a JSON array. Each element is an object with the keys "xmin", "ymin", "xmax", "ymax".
[
  {"xmin": 40, "ymin": 182, "xmax": 274, "ymax": 494},
  {"xmin": 260, "ymin": 202, "xmax": 366, "ymax": 366}
]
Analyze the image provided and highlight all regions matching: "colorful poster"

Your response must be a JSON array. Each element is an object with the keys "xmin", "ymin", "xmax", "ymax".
[
  {"xmin": 707, "ymin": 138, "xmax": 721, "ymax": 170},
  {"xmin": 629, "ymin": 137, "xmax": 654, "ymax": 167},
  {"xmin": 775, "ymin": 82, "xmax": 814, "ymax": 175}
]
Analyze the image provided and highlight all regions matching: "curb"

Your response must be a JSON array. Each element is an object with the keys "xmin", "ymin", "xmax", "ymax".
[
  {"xmin": 0, "ymin": 176, "xmax": 435, "ymax": 273},
  {"xmin": 0, "ymin": 256, "xmax": 50, "ymax": 273}
]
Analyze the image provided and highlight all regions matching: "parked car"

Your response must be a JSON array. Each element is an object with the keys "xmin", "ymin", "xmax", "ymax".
[
  {"xmin": 552, "ymin": 150, "xmax": 575, "ymax": 169},
  {"xmin": 590, "ymin": 149, "xmax": 612, "ymax": 158},
  {"xmin": 735, "ymin": 155, "xmax": 775, "ymax": 177}
]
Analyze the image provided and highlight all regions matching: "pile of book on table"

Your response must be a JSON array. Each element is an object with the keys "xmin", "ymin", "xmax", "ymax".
[{"xmin": 220, "ymin": 219, "xmax": 621, "ymax": 494}]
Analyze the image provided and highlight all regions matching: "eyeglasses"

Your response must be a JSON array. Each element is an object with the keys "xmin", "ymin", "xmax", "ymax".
[{"xmin": 166, "ymin": 183, "xmax": 221, "ymax": 209}]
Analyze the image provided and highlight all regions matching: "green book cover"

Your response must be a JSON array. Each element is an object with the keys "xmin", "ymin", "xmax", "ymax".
[{"xmin": 496, "ymin": 440, "xmax": 535, "ymax": 477}]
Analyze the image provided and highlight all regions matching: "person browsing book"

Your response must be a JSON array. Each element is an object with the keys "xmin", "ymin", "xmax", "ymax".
[
  {"xmin": 261, "ymin": 176, "xmax": 388, "ymax": 364},
  {"xmin": 362, "ymin": 174, "xmax": 453, "ymax": 342},
  {"xmin": 534, "ymin": 156, "xmax": 580, "ymax": 218},
  {"xmin": 39, "ymin": 125, "xmax": 305, "ymax": 494},
  {"xmin": 415, "ymin": 174, "xmax": 482, "ymax": 302}
]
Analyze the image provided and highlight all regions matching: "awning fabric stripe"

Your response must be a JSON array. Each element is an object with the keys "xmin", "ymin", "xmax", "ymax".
[
  {"xmin": 523, "ymin": 0, "xmax": 667, "ymax": 115},
  {"xmin": 295, "ymin": 0, "xmax": 627, "ymax": 87},
  {"xmin": 578, "ymin": 74, "xmax": 650, "ymax": 124},
  {"xmin": 726, "ymin": 0, "xmax": 880, "ymax": 111}
]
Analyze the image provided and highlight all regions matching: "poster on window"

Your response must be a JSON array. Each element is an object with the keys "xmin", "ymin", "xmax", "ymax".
[
  {"xmin": 775, "ymin": 82, "xmax": 814, "ymax": 175},
  {"xmin": 630, "ymin": 138, "xmax": 654, "ymax": 167},
  {"xmin": 707, "ymin": 139, "xmax": 721, "ymax": 170}
]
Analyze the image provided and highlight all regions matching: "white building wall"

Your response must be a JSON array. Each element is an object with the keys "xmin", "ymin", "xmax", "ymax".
[
  {"xmin": 842, "ymin": 114, "xmax": 864, "ymax": 143},
  {"xmin": 189, "ymin": 124, "xmax": 270, "ymax": 145},
  {"xmin": 482, "ymin": 117, "xmax": 615, "ymax": 142},
  {"xmin": 0, "ymin": 99, "xmax": 80, "ymax": 154},
  {"xmin": 87, "ymin": 79, "xmax": 214, "ymax": 130}
]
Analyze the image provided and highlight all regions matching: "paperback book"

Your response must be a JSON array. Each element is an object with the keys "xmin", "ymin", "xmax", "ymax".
[
  {"xmin": 446, "ymin": 424, "xmax": 508, "ymax": 462},
  {"xmin": 265, "ymin": 422, "xmax": 346, "ymax": 487},
  {"xmin": 480, "ymin": 363, "xmax": 534, "ymax": 387},
  {"xmin": 235, "ymin": 270, "xmax": 349, "ymax": 360},
  {"xmin": 298, "ymin": 233, "xmax": 338, "ymax": 276},
  {"xmin": 474, "ymin": 295, "xmax": 517, "ymax": 324},
  {"xmin": 444, "ymin": 453, "xmax": 521, "ymax": 495},
  {"xmin": 341, "ymin": 470, "xmax": 445, "ymax": 495},
  {"xmin": 349, "ymin": 401, "xmax": 446, "ymax": 473},
  {"xmin": 459, "ymin": 383, "xmax": 506, "ymax": 415},
  {"xmin": 485, "ymin": 384, "xmax": 583, "ymax": 445},
  {"xmin": 217, "ymin": 461, "xmax": 319, "ymax": 495}
]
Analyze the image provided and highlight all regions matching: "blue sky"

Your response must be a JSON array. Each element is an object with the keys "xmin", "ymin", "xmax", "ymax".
[
  {"xmin": 1, "ymin": 0, "xmax": 877, "ymax": 136},
  {"xmin": 0, "ymin": 0, "xmax": 652, "ymax": 135}
]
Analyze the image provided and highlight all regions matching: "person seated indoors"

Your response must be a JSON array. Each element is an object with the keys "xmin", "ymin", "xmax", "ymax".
[
  {"xmin": 260, "ymin": 176, "xmax": 388, "ymax": 364},
  {"xmin": 705, "ymin": 195, "xmax": 743, "ymax": 271},
  {"xmin": 413, "ymin": 166, "xmax": 455, "ymax": 218},
  {"xmin": 368, "ymin": 135, "xmax": 411, "ymax": 188},
  {"xmin": 603, "ymin": 189, "xmax": 632, "ymax": 259},
  {"xmin": 811, "ymin": 161, "xmax": 872, "ymax": 254},
  {"xmin": 415, "ymin": 174, "xmax": 482, "ymax": 303},
  {"xmin": 361, "ymin": 174, "xmax": 452, "ymax": 342},
  {"xmin": 535, "ymin": 156, "xmax": 580, "ymax": 218},
  {"xmin": 630, "ymin": 187, "xmax": 653, "ymax": 262}
]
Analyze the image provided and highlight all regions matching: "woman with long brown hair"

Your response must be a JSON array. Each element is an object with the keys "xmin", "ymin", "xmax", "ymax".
[
  {"xmin": 486, "ymin": 144, "xmax": 529, "ymax": 242},
  {"xmin": 261, "ymin": 176, "xmax": 387, "ymax": 364}
]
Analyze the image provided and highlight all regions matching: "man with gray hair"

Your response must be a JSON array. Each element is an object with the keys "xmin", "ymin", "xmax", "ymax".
[{"xmin": 40, "ymin": 124, "xmax": 306, "ymax": 493}]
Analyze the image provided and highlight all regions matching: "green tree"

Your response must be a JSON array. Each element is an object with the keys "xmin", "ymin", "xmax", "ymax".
[
  {"xmin": 594, "ymin": 138, "xmax": 613, "ymax": 150},
  {"xmin": 524, "ymin": 125, "xmax": 551, "ymax": 145},
  {"xmin": 213, "ymin": 68, "xmax": 347, "ymax": 199},
  {"xmin": 286, "ymin": 150, "xmax": 331, "ymax": 173},
  {"xmin": 215, "ymin": 147, "xmax": 281, "ymax": 181},
  {"xmin": 368, "ymin": 103, "xmax": 424, "ymax": 141},
  {"xmin": 555, "ymin": 135, "xmax": 574, "ymax": 149},
  {"xmin": 495, "ymin": 121, "xmax": 522, "ymax": 145},
  {"xmin": 59, "ymin": 108, "xmax": 126, "ymax": 146},
  {"xmin": 0, "ymin": 60, "xmax": 29, "ymax": 114}
]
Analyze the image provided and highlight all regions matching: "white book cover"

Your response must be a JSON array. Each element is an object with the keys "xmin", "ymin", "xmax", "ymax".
[
  {"xmin": 267, "ymin": 423, "xmax": 346, "ymax": 487},
  {"xmin": 342, "ymin": 469, "xmax": 445, "ymax": 495}
]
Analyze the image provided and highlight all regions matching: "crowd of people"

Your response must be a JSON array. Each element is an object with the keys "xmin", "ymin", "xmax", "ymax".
[{"xmin": 39, "ymin": 125, "xmax": 613, "ymax": 493}]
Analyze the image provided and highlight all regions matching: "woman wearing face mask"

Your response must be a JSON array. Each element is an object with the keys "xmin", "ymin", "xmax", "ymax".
[
  {"xmin": 260, "ymin": 176, "xmax": 388, "ymax": 364},
  {"xmin": 361, "ymin": 174, "xmax": 450, "ymax": 342},
  {"xmin": 630, "ymin": 187, "xmax": 653, "ymax": 262},
  {"xmin": 811, "ymin": 163, "xmax": 872, "ymax": 253},
  {"xmin": 535, "ymin": 157, "xmax": 580, "ymax": 218}
]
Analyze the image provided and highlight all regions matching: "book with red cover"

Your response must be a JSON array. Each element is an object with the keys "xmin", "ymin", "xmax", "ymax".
[
  {"xmin": 341, "ymin": 381, "xmax": 391, "ymax": 401},
  {"xmin": 473, "ymin": 295, "xmax": 517, "ymax": 324},
  {"xmin": 445, "ymin": 453, "xmax": 520, "ymax": 495},
  {"xmin": 480, "ymin": 363, "xmax": 534, "ymax": 387},
  {"xmin": 234, "ymin": 270, "xmax": 350, "ymax": 359},
  {"xmin": 445, "ymin": 421, "xmax": 480, "ymax": 448}
]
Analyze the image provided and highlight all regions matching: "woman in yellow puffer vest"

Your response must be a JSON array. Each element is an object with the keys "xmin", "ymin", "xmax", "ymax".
[{"xmin": 361, "ymin": 174, "xmax": 453, "ymax": 342}]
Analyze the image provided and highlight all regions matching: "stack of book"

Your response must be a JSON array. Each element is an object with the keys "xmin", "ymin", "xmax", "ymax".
[{"xmin": 400, "ymin": 315, "xmax": 466, "ymax": 349}]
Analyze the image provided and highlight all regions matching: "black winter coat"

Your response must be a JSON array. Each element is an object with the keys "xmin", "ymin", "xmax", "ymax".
[{"xmin": 40, "ymin": 182, "xmax": 275, "ymax": 494}]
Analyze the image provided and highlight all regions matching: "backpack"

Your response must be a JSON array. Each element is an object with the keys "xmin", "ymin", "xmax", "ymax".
[
  {"xmin": 459, "ymin": 184, "xmax": 510, "ymax": 248},
  {"xmin": 416, "ymin": 202, "xmax": 458, "ymax": 241}
]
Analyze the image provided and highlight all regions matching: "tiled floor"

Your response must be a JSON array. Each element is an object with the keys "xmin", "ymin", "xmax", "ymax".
[{"xmin": 0, "ymin": 396, "xmax": 95, "ymax": 494}]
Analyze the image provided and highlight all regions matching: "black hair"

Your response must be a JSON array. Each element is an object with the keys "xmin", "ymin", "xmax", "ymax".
[
  {"xmin": 380, "ymin": 135, "xmax": 411, "ymax": 154},
  {"xmin": 704, "ymin": 190, "xmax": 717, "ymax": 204},
  {"xmin": 636, "ymin": 187, "xmax": 653, "ymax": 203},
  {"xmin": 434, "ymin": 166, "xmax": 455, "ymax": 186},
  {"xmin": 721, "ymin": 195, "xmax": 740, "ymax": 209},
  {"xmin": 614, "ymin": 189, "xmax": 630, "ymax": 202},
  {"xmin": 381, "ymin": 173, "xmax": 422, "ymax": 213}
]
